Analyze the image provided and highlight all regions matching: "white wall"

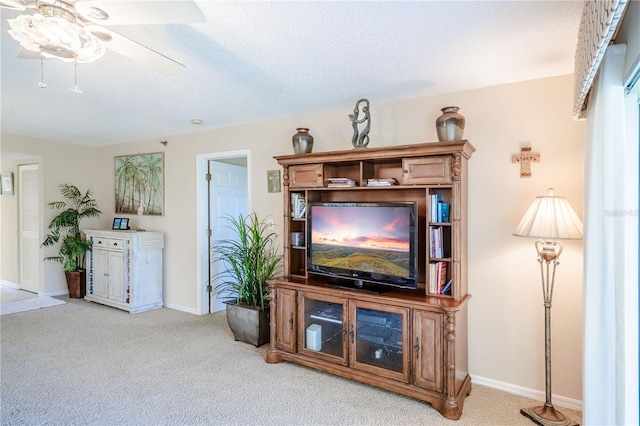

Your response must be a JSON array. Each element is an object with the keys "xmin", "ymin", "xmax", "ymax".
[
  {"xmin": 1, "ymin": 135, "xmax": 98, "ymax": 294},
  {"xmin": 0, "ymin": 73, "xmax": 584, "ymax": 402},
  {"xmin": 461, "ymin": 76, "xmax": 584, "ymax": 403},
  {"xmin": 0, "ymin": 156, "xmax": 23, "ymax": 285}
]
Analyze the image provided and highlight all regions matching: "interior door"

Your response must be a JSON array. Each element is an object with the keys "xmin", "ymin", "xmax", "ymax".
[
  {"xmin": 18, "ymin": 164, "xmax": 40, "ymax": 293},
  {"xmin": 209, "ymin": 160, "xmax": 248, "ymax": 313}
]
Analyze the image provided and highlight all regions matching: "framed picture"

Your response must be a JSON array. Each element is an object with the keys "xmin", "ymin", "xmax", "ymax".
[
  {"xmin": 115, "ymin": 152, "xmax": 164, "ymax": 216},
  {"xmin": 1, "ymin": 172, "xmax": 14, "ymax": 196},
  {"xmin": 112, "ymin": 218, "xmax": 129, "ymax": 230},
  {"xmin": 267, "ymin": 170, "xmax": 281, "ymax": 193}
]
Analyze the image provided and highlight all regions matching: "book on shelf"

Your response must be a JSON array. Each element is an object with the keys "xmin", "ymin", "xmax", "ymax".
[
  {"xmin": 430, "ymin": 194, "xmax": 442, "ymax": 222},
  {"xmin": 429, "ymin": 227, "xmax": 434, "ymax": 257},
  {"xmin": 429, "ymin": 226, "xmax": 443, "ymax": 258},
  {"xmin": 327, "ymin": 177, "xmax": 357, "ymax": 187},
  {"xmin": 437, "ymin": 262, "xmax": 447, "ymax": 293},
  {"xmin": 328, "ymin": 177, "xmax": 356, "ymax": 183},
  {"xmin": 437, "ymin": 202, "xmax": 450, "ymax": 223},
  {"xmin": 429, "ymin": 261, "xmax": 448, "ymax": 294},
  {"xmin": 429, "ymin": 263, "xmax": 436, "ymax": 293},
  {"xmin": 430, "ymin": 195, "xmax": 450, "ymax": 223},
  {"xmin": 365, "ymin": 177, "xmax": 398, "ymax": 187},
  {"xmin": 291, "ymin": 193, "xmax": 306, "ymax": 219},
  {"xmin": 440, "ymin": 279, "xmax": 452, "ymax": 295}
]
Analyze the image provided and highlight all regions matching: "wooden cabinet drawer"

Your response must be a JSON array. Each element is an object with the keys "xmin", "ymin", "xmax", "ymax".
[
  {"xmin": 402, "ymin": 156, "xmax": 452, "ymax": 185},
  {"xmin": 289, "ymin": 164, "xmax": 324, "ymax": 188}
]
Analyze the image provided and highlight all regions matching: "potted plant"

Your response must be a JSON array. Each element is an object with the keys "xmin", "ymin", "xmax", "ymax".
[
  {"xmin": 42, "ymin": 184, "xmax": 101, "ymax": 298},
  {"xmin": 210, "ymin": 213, "xmax": 282, "ymax": 347}
]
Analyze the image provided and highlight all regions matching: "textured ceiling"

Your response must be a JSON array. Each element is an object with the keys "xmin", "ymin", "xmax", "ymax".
[{"xmin": 0, "ymin": 1, "xmax": 585, "ymax": 147}]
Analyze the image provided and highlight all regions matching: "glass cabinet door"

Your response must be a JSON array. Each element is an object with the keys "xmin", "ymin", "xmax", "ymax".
[
  {"xmin": 298, "ymin": 292, "xmax": 347, "ymax": 365},
  {"xmin": 350, "ymin": 301, "xmax": 410, "ymax": 382}
]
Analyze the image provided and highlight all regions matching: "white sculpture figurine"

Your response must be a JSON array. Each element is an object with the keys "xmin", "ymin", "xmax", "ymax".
[{"xmin": 137, "ymin": 203, "xmax": 146, "ymax": 231}]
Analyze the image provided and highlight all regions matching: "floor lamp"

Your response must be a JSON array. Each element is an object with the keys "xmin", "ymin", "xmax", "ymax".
[{"xmin": 513, "ymin": 188, "xmax": 583, "ymax": 426}]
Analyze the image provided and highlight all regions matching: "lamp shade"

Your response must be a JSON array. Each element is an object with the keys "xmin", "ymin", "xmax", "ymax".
[{"xmin": 513, "ymin": 188, "xmax": 583, "ymax": 240}]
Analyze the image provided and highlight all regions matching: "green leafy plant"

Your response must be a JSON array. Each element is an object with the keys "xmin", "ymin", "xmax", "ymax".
[
  {"xmin": 42, "ymin": 184, "xmax": 101, "ymax": 272},
  {"xmin": 211, "ymin": 213, "xmax": 282, "ymax": 309}
]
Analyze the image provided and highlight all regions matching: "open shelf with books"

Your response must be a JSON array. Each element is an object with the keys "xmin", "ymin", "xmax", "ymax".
[
  {"xmin": 427, "ymin": 187, "xmax": 453, "ymax": 297},
  {"xmin": 290, "ymin": 192, "xmax": 306, "ymax": 219},
  {"xmin": 287, "ymin": 191, "xmax": 307, "ymax": 278}
]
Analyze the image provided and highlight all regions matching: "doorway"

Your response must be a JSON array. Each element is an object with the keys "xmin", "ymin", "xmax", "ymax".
[
  {"xmin": 18, "ymin": 164, "xmax": 40, "ymax": 294},
  {"xmin": 196, "ymin": 151, "xmax": 250, "ymax": 315}
]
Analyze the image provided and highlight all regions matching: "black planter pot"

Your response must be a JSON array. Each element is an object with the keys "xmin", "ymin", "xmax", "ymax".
[{"xmin": 224, "ymin": 301, "xmax": 270, "ymax": 347}]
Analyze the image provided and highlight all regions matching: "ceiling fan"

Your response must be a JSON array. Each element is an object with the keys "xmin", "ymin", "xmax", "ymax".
[{"xmin": 1, "ymin": 0, "xmax": 205, "ymax": 76}]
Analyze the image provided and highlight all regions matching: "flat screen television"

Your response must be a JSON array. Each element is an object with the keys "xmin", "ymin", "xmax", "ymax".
[{"xmin": 307, "ymin": 201, "xmax": 418, "ymax": 290}]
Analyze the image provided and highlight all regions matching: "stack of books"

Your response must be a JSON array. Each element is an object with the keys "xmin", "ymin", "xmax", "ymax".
[
  {"xmin": 430, "ymin": 193, "xmax": 450, "ymax": 223},
  {"xmin": 291, "ymin": 193, "xmax": 306, "ymax": 218},
  {"xmin": 429, "ymin": 226, "xmax": 444, "ymax": 258},
  {"xmin": 327, "ymin": 177, "xmax": 357, "ymax": 187},
  {"xmin": 365, "ymin": 178, "xmax": 398, "ymax": 187},
  {"xmin": 429, "ymin": 261, "xmax": 450, "ymax": 294}
]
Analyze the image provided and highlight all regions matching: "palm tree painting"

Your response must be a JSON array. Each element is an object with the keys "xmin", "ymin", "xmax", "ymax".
[{"xmin": 115, "ymin": 153, "xmax": 164, "ymax": 215}]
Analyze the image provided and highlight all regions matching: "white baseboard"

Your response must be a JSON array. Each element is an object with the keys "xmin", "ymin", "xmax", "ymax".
[
  {"xmin": 1, "ymin": 280, "xmax": 20, "ymax": 289},
  {"xmin": 472, "ymin": 375, "xmax": 583, "ymax": 411},
  {"xmin": 1, "ymin": 280, "xmax": 68, "ymax": 297},
  {"xmin": 163, "ymin": 302, "xmax": 199, "ymax": 315},
  {"xmin": 41, "ymin": 290, "xmax": 69, "ymax": 297}
]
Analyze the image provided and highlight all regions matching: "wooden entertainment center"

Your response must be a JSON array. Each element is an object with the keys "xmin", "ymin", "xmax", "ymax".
[{"xmin": 267, "ymin": 141, "xmax": 475, "ymax": 420}]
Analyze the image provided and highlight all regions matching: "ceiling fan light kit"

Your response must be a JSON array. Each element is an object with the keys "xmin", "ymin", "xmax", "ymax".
[
  {"xmin": 3, "ymin": 0, "xmax": 206, "ymax": 82},
  {"xmin": 8, "ymin": 1, "xmax": 105, "ymax": 63}
]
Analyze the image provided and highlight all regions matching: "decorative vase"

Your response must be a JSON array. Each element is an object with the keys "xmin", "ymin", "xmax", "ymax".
[
  {"xmin": 292, "ymin": 128, "xmax": 314, "ymax": 154},
  {"xmin": 435, "ymin": 106, "xmax": 465, "ymax": 142}
]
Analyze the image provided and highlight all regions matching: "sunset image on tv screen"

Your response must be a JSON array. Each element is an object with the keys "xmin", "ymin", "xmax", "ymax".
[{"xmin": 310, "ymin": 205, "xmax": 411, "ymax": 278}]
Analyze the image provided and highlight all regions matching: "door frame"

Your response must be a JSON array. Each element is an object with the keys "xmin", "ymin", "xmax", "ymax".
[{"xmin": 196, "ymin": 150, "xmax": 251, "ymax": 315}]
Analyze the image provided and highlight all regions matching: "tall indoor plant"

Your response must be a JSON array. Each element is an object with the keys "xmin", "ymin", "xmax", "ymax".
[
  {"xmin": 211, "ymin": 213, "xmax": 281, "ymax": 346},
  {"xmin": 42, "ymin": 184, "xmax": 101, "ymax": 298}
]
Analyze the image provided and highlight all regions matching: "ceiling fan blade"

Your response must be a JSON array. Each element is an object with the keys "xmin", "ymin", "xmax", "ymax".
[
  {"xmin": 0, "ymin": 0, "xmax": 31, "ymax": 11},
  {"xmin": 86, "ymin": 25, "xmax": 184, "ymax": 76},
  {"xmin": 76, "ymin": 1, "xmax": 205, "ymax": 25},
  {"xmin": 17, "ymin": 47, "xmax": 45, "ymax": 59}
]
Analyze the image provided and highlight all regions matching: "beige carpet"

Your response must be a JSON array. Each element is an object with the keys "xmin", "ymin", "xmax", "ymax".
[
  {"xmin": 0, "ymin": 286, "xmax": 66, "ymax": 316},
  {"xmin": 0, "ymin": 297, "xmax": 582, "ymax": 425}
]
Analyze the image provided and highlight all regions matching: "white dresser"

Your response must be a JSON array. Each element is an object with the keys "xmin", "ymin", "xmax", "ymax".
[{"xmin": 84, "ymin": 229, "xmax": 164, "ymax": 313}]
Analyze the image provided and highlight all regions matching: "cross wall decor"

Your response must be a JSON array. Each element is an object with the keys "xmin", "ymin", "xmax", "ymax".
[{"xmin": 512, "ymin": 147, "xmax": 540, "ymax": 178}]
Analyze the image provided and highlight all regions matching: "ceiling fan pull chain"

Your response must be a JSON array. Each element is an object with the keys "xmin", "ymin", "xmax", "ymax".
[
  {"xmin": 38, "ymin": 54, "xmax": 46, "ymax": 88},
  {"xmin": 69, "ymin": 58, "xmax": 83, "ymax": 93}
]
